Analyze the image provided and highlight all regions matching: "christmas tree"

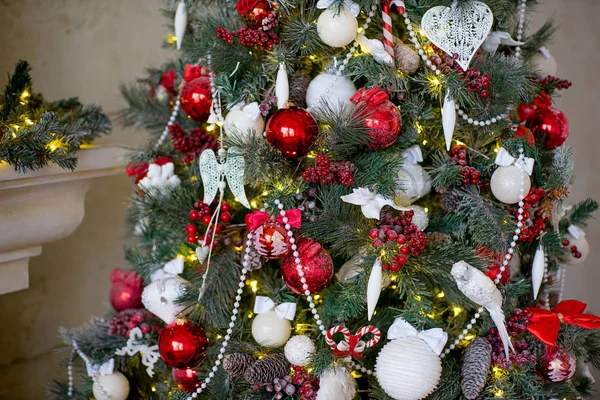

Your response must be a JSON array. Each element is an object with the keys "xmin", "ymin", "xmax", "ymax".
[{"xmin": 50, "ymin": 1, "xmax": 600, "ymax": 399}]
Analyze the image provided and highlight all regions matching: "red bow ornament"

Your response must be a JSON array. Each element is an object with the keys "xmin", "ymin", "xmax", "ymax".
[
  {"xmin": 350, "ymin": 87, "xmax": 390, "ymax": 108},
  {"xmin": 245, "ymin": 209, "xmax": 302, "ymax": 232},
  {"xmin": 183, "ymin": 64, "xmax": 209, "ymax": 82},
  {"xmin": 526, "ymin": 300, "xmax": 600, "ymax": 346},
  {"xmin": 110, "ymin": 268, "xmax": 143, "ymax": 287},
  {"xmin": 236, "ymin": 0, "xmax": 260, "ymax": 16},
  {"xmin": 517, "ymin": 92, "xmax": 553, "ymax": 121}
]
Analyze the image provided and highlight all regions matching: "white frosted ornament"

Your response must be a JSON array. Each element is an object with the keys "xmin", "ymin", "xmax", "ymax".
[
  {"xmin": 395, "ymin": 164, "xmax": 432, "ymax": 206},
  {"xmin": 376, "ymin": 337, "xmax": 443, "ymax": 400},
  {"xmin": 490, "ymin": 165, "xmax": 531, "ymax": 204},
  {"xmin": 284, "ymin": 335, "xmax": 316, "ymax": 366},
  {"xmin": 174, "ymin": 1, "xmax": 187, "ymax": 51},
  {"xmin": 92, "ymin": 371, "xmax": 130, "ymax": 400},
  {"xmin": 251, "ymin": 310, "xmax": 292, "ymax": 348},
  {"xmin": 316, "ymin": 365, "xmax": 356, "ymax": 400},
  {"xmin": 409, "ymin": 205, "xmax": 429, "ymax": 231},
  {"xmin": 317, "ymin": 7, "xmax": 358, "ymax": 48},
  {"xmin": 141, "ymin": 276, "xmax": 188, "ymax": 324},
  {"xmin": 560, "ymin": 226, "xmax": 589, "ymax": 265},
  {"xmin": 531, "ymin": 47, "xmax": 557, "ymax": 77},
  {"xmin": 224, "ymin": 103, "xmax": 264, "ymax": 140},
  {"xmin": 306, "ymin": 72, "xmax": 357, "ymax": 111}
]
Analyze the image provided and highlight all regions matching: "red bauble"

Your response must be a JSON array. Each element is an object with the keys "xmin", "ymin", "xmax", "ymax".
[
  {"xmin": 237, "ymin": 0, "xmax": 273, "ymax": 29},
  {"xmin": 180, "ymin": 76, "xmax": 212, "ymax": 122},
  {"xmin": 351, "ymin": 87, "xmax": 402, "ymax": 150},
  {"xmin": 485, "ymin": 263, "xmax": 510, "ymax": 285},
  {"xmin": 265, "ymin": 107, "xmax": 318, "ymax": 159},
  {"xmin": 525, "ymin": 107, "xmax": 570, "ymax": 149},
  {"xmin": 253, "ymin": 222, "xmax": 292, "ymax": 259},
  {"xmin": 158, "ymin": 320, "xmax": 209, "ymax": 369},
  {"xmin": 172, "ymin": 368, "xmax": 200, "ymax": 392},
  {"xmin": 281, "ymin": 238, "xmax": 333, "ymax": 294},
  {"xmin": 109, "ymin": 269, "xmax": 144, "ymax": 312},
  {"xmin": 539, "ymin": 345, "xmax": 576, "ymax": 382}
]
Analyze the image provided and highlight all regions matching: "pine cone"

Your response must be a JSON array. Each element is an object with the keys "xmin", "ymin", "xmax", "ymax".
[
  {"xmin": 243, "ymin": 353, "xmax": 291, "ymax": 384},
  {"xmin": 223, "ymin": 353, "xmax": 258, "ymax": 378},
  {"xmin": 440, "ymin": 189, "xmax": 462, "ymax": 213},
  {"xmin": 377, "ymin": 34, "xmax": 420, "ymax": 74},
  {"xmin": 289, "ymin": 72, "xmax": 310, "ymax": 108},
  {"xmin": 461, "ymin": 338, "xmax": 492, "ymax": 400}
]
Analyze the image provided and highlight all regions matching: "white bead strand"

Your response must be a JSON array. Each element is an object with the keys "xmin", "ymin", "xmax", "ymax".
[{"xmin": 513, "ymin": 0, "xmax": 527, "ymax": 60}]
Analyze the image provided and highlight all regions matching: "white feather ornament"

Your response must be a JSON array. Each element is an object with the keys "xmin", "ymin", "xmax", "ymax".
[
  {"xmin": 174, "ymin": 1, "xmax": 187, "ymax": 51},
  {"xmin": 276, "ymin": 64, "xmax": 289, "ymax": 109},
  {"xmin": 367, "ymin": 258, "xmax": 383, "ymax": 321},
  {"xmin": 531, "ymin": 244, "xmax": 546, "ymax": 299},
  {"xmin": 442, "ymin": 90, "xmax": 456, "ymax": 151},
  {"xmin": 316, "ymin": 365, "xmax": 356, "ymax": 400}
]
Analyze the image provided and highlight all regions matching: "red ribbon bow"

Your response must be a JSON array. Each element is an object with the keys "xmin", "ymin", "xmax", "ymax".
[
  {"xmin": 333, "ymin": 333, "xmax": 365, "ymax": 359},
  {"xmin": 236, "ymin": 0, "xmax": 260, "ymax": 16},
  {"xmin": 245, "ymin": 209, "xmax": 302, "ymax": 232},
  {"xmin": 110, "ymin": 268, "xmax": 143, "ymax": 288},
  {"xmin": 184, "ymin": 64, "xmax": 205, "ymax": 82},
  {"xmin": 525, "ymin": 300, "xmax": 600, "ymax": 346},
  {"xmin": 518, "ymin": 92, "xmax": 553, "ymax": 121},
  {"xmin": 126, "ymin": 157, "xmax": 173, "ymax": 183},
  {"xmin": 350, "ymin": 87, "xmax": 390, "ymax": 107}
]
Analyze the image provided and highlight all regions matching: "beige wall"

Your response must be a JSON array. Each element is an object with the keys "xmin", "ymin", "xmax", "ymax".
[{"xmin": 0, "ymin": 0, "xmax": 598, "ymax": 397}]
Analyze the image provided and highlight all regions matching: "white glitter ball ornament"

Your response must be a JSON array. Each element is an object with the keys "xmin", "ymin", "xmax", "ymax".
[
  {"xmin": 92, "ymin": 371, "xmax": 130, "ymax": 400},
  {"xmin": 395, "ymin": 164, "xmax": 432, "ymax": 206},
  {"xmin": 316, "ymin": 7, "xmax": 358, "ymax": 48},
  {"xmin": 490, "ymin": 165, "xmax": 531, "ymax": 204},
  {"xmin": 284, "ymin": 335, "xmax": 316, "ymax": 366},
  {"xmin": 251, "ymin": 310, "xmax": 292, "ymax": 348},
  {"xmin": 409, "ymin": 205, "xmax": 429, "ymax": 231},
  {"xmin": 375, "ymin": 336, "xmax": 443, "ymax": 400},
  {"xmin": 306, "ymin": 72, "xmax": 357, "ymax": 111},
  {"xmin": 316, "ymin": 365, "xmax": 356, "ymax": 400}
]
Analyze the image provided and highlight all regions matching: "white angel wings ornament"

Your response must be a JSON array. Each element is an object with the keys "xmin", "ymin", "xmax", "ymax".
[{"xmin": 199, "ymin": 148, "xmax": 250, "ymax": 209}]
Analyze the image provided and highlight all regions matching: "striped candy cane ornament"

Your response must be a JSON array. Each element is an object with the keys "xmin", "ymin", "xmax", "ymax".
[{"xmin": 382, "ymin": 0, "xmax": 407, "ymax": 58}]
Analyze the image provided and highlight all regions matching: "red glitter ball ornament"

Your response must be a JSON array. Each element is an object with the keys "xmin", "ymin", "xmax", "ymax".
[
  {"xmin": 281, "ymin": 238, "xmax": 333, "ymax": 294},
  {"xmin": 254, "ymin": 221, "xmax": 292, "ymax": 259},
  {"xmin": 172, "ymin": 368, "xmax": 200, "ymax": 392},
  {"xmin": 180, "ymin": 76, "xmax": 212, "ymax": 122},
  {"xmin": 109, "ymin": 269, "xmax": 144, "ymax": 312},
  {"xmin": 538, "ymin": 345, "xmax": 576, "ymax": 382},
  {"xmin": 265, "ymin": 107, "xmax": 318, "ymax": 159},
  {"xmin": 236, "ymin": 0, "xmax": 273, "ymax": 29},
  {"xmin": 350, "ymin": 87, "xmax": 402, "ymax": 150},
  {"xmin": 525, "ymin": 106, "xmax": 569, "ymax": 150},
  {"xmin": 158, "ymin": 320, "xmax": 209, "ymax": 369}
]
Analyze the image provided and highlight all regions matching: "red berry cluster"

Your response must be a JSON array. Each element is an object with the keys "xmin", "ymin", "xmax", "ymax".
[
  {"xmin": 488, "ymin": 309, "xmax": 536, "ymax": 368},
  {"xmin": 561, "ymin": 238, "xmax": 583, "ymax": 260},
  {"xmin": 169, "ymin": 123, "xmax": 218, "ymax": 163},
  {"xmin": 450, "ymin": 145, "xmax": 482, "ymax": 185},
  {"xmin": 187, "ymin": 200, "xmax": 231, "ymax": 245},
  {"xmin": 216, "ymin": 27, "xmax": 279, "ymax": 51},
  {"xmin": 302, "ymin": 154, "xmax": 356, "ymax": 187},
  {"xmin": 292, "ymin": 366, "xmax": 320, "ymax": 400},
  {"xmin": 108, "ymin": 309, "xmax": 159, "ymax": 337},
  {"xmin": 513, "ymin": 188, "xmax": 547, "ymax": 243},
  {"xmin": 429, "ymin": 50, "xmax": 490, "ymax": 98},
  {"xmin": 369, "ymin": 210, "xmax": 428, "ymax": 272},
  {"xmin": 530, "ymin": 75, "xmax": 573, "ymax": 94}
]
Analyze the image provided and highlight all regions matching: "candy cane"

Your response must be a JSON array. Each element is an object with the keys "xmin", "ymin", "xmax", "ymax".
[
  {"xmin": 356, "ymin": 325, "xmax": 382, "ymax": 349},
  {"xmin": 326, "ymin": 326, "xmax": 352, "ymax": 350},
  {"xmin": 382, "ymin": 0, "xmax": 394, "ymax": 58}
]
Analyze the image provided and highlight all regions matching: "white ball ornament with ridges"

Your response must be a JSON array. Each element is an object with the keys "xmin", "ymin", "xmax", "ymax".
[
  {"xmin": 375, "ymin": 337, "xmax": 443, "ymax": 400},
  {"xmin": 284, "ymin": 335, "xmax": 316, "ymax": 366},
  {"xmin": 490, "ymin": 165, "xmax": 531, "ymax": 204},
  {"xmin": 251, "ymin": 310, "xmax": 291, "ymax": 348},
  {"xmin": 92, "ymin": 372, "xmax": 130, "ymax": 400},
  {"xmin": 306, "ymin": 73, "xmax": 356, "ymax": 111},
  {"xmin": 316, "ymin": 7, "xmax": 358, "ymax": 48}
]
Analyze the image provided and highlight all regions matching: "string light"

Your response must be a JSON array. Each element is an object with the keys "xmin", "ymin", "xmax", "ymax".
[
  {"xmin": 452, "ymin": 306, "xmax": 463, "ymax": 316},
  {"xmin": 437, "ymin": 292, "xmax": 445, "ymax": 298},
  {"xmin": 166, "ymin": 34, "xmax": 177, "ymax": 44},
  {"xmin": 494, "ymin": 389, "xmax": 504, "ymax": 398},
  {"xmin": 47, "ymin": 139, "xmax": 63, "ymax": 152}
]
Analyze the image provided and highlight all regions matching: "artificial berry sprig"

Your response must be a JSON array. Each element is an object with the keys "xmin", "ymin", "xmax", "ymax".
[
  {"xmin": 430, "ymin": 49, "xmax": 490, "ymax": 98},
  {"xmin": 187, "ymin": 200, "xmax": 231, "ymax": 245},
  {"xmin": 530, "ymin": 75, "xmax": 573, "ymax": 94},
  {"xmin": 369, "ymin": 210, "xmax": 428, "ymax": 272},
  {"xmin": 302, "ymin": 154, "xmax": 356, "ymax": 187},
  {"xmin": 488, "ymin": 309, "xmax": 536, "ymax": 368},
  {"xmin": 108, "ymin": 309, "xmax": 160, "ymax": 337},
  {"xmin": 450, "ymin": 145, "xmax": 482, "ymax": 185},
  {"xmin": 510, "ymin": 188, "xmax": 547, "ymax": 243},
  {"xmin": 252, "ymin": 366, "xmax": 319, "ymax": 400},
  {"xmin": 216, "ymin": 26, "xmax": 279, "ymax": 51},
  {"xmin": 169, "ymin": 123, "xmax": 218, "ymax": 163}
]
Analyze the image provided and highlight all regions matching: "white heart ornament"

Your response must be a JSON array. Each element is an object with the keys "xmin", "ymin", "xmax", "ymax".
[
  {"xmin": 421, "ymin": 1, "xmax": 493, "ymax": 71},
  {"xmin": 141, "ymin": 276, "xmax": 188, "ymax": 324}
]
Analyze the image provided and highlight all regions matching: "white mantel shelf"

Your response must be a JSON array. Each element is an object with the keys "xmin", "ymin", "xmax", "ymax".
[{"xmin": 0, "ymin": 146, "xmax": 125, "ymax": 295}]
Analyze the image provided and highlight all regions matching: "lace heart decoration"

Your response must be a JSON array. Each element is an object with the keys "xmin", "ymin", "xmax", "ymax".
[{"xmin": 421, "ymin": 1, "xmax": 493, "ymax": 71}]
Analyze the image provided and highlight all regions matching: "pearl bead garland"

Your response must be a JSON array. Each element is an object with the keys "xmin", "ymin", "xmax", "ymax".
[
  {"xmin": 513, "ymin": 0, "xmax": 527, "ymax": 60},
  {"xmin": 153, "ymin": 95, "xmax": 182, "ymax": 151},
  {"xmin": 68, "ymin": 341, "xmax": 110, "ymax": 400}
]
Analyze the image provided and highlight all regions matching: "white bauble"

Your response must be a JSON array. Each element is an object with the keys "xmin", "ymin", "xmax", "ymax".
[
  {"xmin": 92, "ymin": 372, "xmax": 130, "ymax": 400},
  {"xmin": 306, "ymin": 73, "xmax": 357, "ymax": 111},
  {"xmin": 490, "ymin": 165, "xmax": 531, "ymax": 204},
  {"xmin": 560, "ymin": 231, "xmax": 589, "ymax": 265},
  {"xmin": 409, "ymin": 205, "xmax": 429, "ymax": 231},
  {"xmin": 251, "ymin": 310, "xmax": 291, "ymax": 348},
  {"xmin": 395, "ymin": 164, "xmax": 432, "ymax": 206},
  {"xmin": 531, "ymin": 48, "xmax": 557, "ymax": 77},
  {"xmin": 141, "ymin": 276, "xmax": 188, "ymax": 324},
  {"xmin": 225, "ymin": 109, "xmax": 264, "ymax": 140},
  {"xmin": 316, "ymin": 7, "xmax": 358, "ymax": 48},
  {"xmin": 284, "ymin": 335, "xmax": 316, "ymax": 366},
  {"xmin": 316, "ymin": 365, "xmax": 356, "ymax": 400},
  {"xmin": 375, "ymin": 337, "xmax": 442, "ymax": 400}
]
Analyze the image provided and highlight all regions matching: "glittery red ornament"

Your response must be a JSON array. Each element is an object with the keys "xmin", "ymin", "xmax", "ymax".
[
  {"xmin": 109, "ymin": 269, "xmax": 144, "ymax": 312},
  {"xmin": 281, "ymin": 238, "xmax": 333, "ymax": 294},
  {"xmin": 236, "ymin": 0, "xmax": 273, "ymax": 29},
  {"xmin": 538, "ymin": 345, "xmax": 576, "ymax": 382},
  {"xmin": 350, "ymin": 87, "xmax": 402, "ymax": 150},
  {"xmin": 254, "ymin": 221, "xmax": 292, "ymax": 259},
  {"xmin": 265, "ymin": 107, "xmax": 318, "ymax": 159},
  {"xmin": 476, "ymin": 246, "xmax": 511, "ymax": 285},
  {"xmin": 525, "ymin": 106, "xmax": 569, "ymax": 149},
  {"xmin": 172, "ymin": 368, "xmax": 200, "ymax": 392},
  {"xmin": 158, "ymin": 320, "xmax": 209, "ymax": 369},
  {"xmin": 180, "ymin": 76, "xmax": 212, "ymax": 122}
]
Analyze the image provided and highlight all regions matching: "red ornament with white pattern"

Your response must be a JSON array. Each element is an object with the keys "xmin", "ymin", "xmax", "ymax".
[
  {"xmin": 280, "ymin": 238, "xmax": 333, "ymax": 294},
  {"xmin": 253, "ymin": 222, "xmax": 292, "ymax": 259},
  {"xmin": 538, "ymin": 345, "xmax": 576, "ymax": 383}
]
